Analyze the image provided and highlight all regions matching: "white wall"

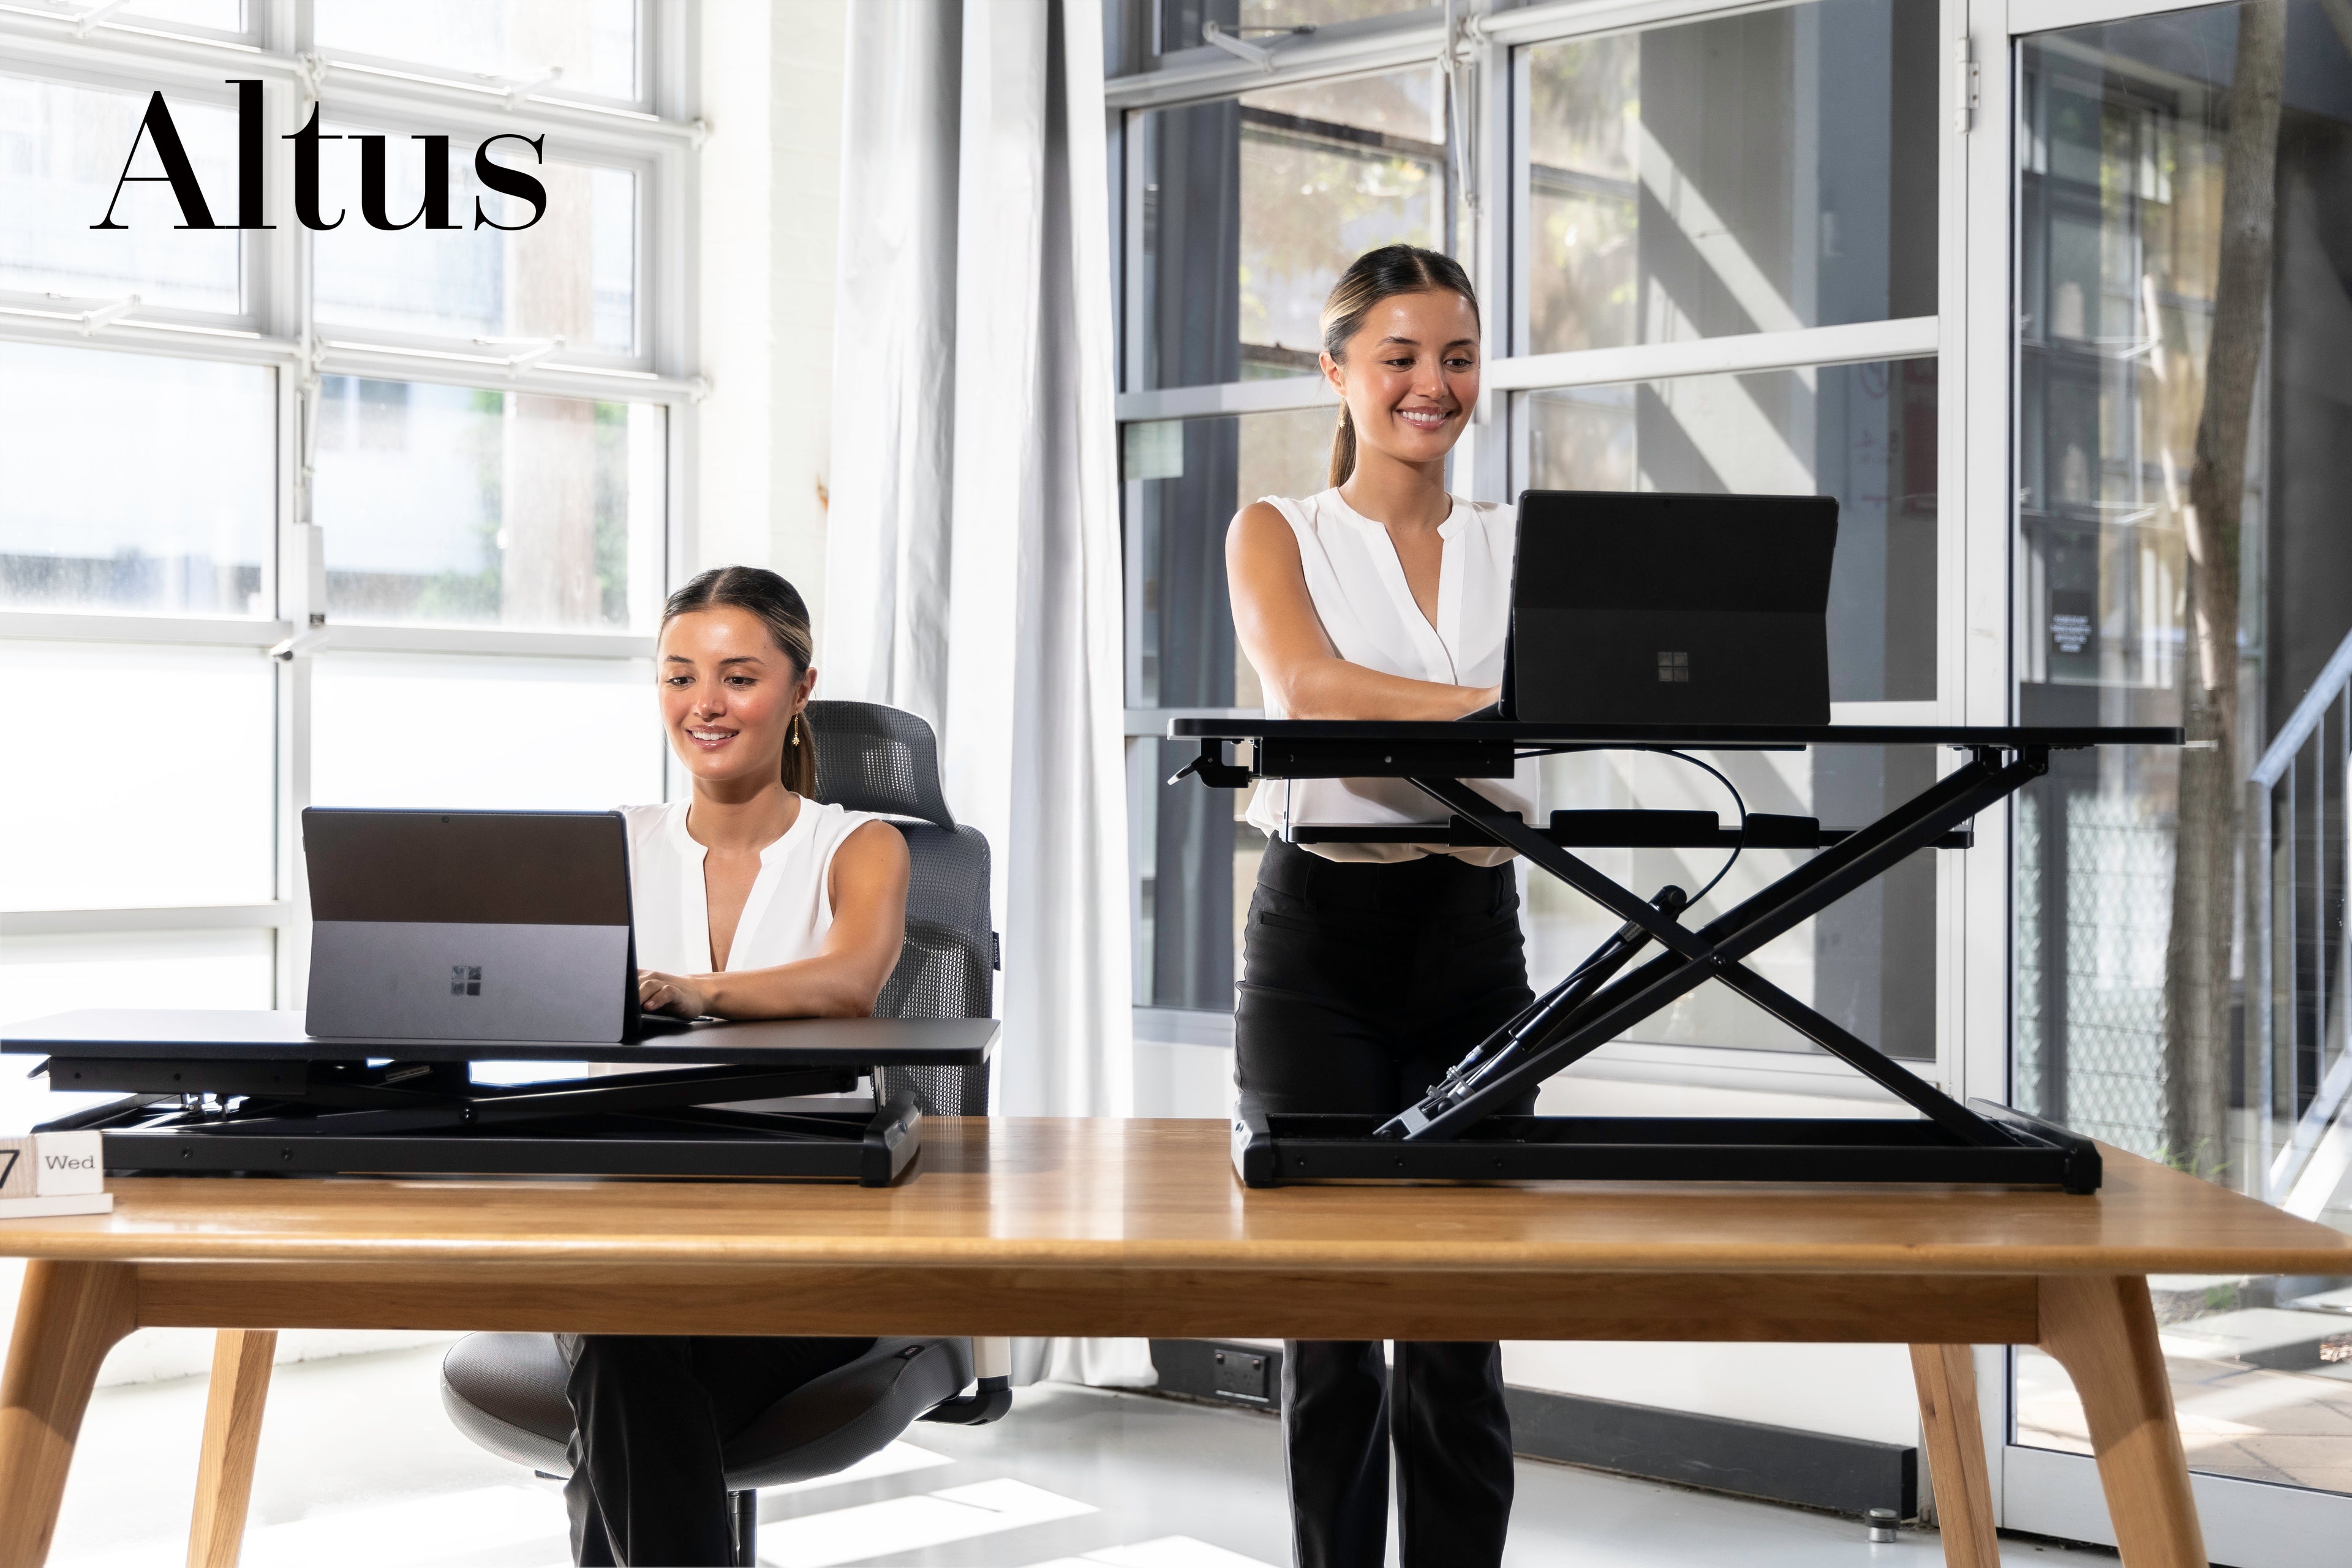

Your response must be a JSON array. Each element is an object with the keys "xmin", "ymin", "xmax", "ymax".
[{"xmin": 695, "ymin": 0, "xmax": 846, "ymax": 633}]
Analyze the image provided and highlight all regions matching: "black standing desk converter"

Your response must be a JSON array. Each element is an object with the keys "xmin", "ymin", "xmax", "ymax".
[
  {"xmin": 1, "ymin": 1011, "xmax": 999, "ymax": 1186},
  {"xmin": 1169, "ymin": 718, "xmax": 2181, "ymax": 1192}
]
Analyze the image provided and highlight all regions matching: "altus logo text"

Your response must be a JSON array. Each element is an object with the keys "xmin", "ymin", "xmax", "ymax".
[{"xmin": 95, "ymin": 79, "xmax": 548, "ymax": 233}]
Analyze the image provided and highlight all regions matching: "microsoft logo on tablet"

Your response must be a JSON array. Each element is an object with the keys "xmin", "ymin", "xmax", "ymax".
[
  {"xmin": 92, "ymin": 79, "xmax": 548, "ymax": 233},
  {"xmin": 1657, "ymin": 651, "xmax": 1691, "ymax": 684},
  {"xmin": 451, "ymin": 966, "xmax": 483, "ymax": 998}
]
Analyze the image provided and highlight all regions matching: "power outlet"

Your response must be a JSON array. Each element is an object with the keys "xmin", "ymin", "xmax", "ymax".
[{"xmin": 1212, "ymin": 1348, "xmax": 1270, "ymax": 1403}]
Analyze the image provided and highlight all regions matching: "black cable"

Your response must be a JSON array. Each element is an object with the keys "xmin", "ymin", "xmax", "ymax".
[
  {"xmin": 1656, "ymin": 747, "xmax": 1747, "ymax": 908},
  {"xmin": 1510, "ymin": 743, "xmax": 1749, "ymax": 909}
]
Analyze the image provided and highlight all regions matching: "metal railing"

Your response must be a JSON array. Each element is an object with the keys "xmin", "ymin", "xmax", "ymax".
[{"xmin": 2253, "ymin": 626, "xmax": 2352, "ymax": 1216}]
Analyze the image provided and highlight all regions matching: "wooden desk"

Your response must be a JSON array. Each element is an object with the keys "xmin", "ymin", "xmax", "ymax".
[{"xmin": 4, "ymin": 1118, "xmax": 2348, "ymax": 1568}]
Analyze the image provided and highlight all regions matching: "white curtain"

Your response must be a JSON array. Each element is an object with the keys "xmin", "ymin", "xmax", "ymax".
[
  {"xmin": 825, "ymin": 0, "xmax": 1149, "ymax": 1390},
  {"xmin": 821, "ymin": 1, "xmax": 961, "ymax": 725}
]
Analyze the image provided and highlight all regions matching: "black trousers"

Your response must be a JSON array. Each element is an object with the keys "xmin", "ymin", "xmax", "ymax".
[
  {"xmin": 557, "ymin": 1333, "xmax": 874, "ymax": 1566},
  {"xmin": 1235, "ymin": 839, "xmax": 1536, "ymax": 1568}
]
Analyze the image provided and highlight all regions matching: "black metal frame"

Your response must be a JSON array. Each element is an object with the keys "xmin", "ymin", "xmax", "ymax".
[
  {"xmin": 37, "ymin": 1059, "xmax": 922, "ymax": 1186},
  {"xmin": 1169, "ymin": 720, "xmax": 2180, "ymax": 1191}
]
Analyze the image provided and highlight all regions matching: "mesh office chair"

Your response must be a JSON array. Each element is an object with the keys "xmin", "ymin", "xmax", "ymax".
[{"xmin": 439, "ymin": 701, "xmax": 1009, "ymax": 1567}]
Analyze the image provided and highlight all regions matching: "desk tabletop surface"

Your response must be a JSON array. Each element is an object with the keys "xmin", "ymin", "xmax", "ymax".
[
  {"xmin": 1169, "ymin": 718, "xmax": 2184, "ymax": 749},
  {"xmin": 0, "ymin": 1120, "xmax": 2342, "ymax": 1276},
  {"xmin": 0, "ymin": 1009, "xmax": 999, "ymax": 1066}
]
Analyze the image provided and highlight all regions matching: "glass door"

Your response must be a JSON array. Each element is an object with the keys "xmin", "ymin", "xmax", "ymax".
[{"xmin": 1996, "ymin": 0, "xmax": 2352, "ymax": 1558}]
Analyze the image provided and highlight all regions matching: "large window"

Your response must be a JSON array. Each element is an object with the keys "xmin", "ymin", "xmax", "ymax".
[
  {"xmin": 1132, "ymin": 64, "xmax": 1449, "ymax": 390},
  {"xmin": 1114, "ymin": 0, "xmax": 1947, "ymax": 1057},
  {"xmin": 0, "ymin": 2, "xmax": 696, "ymax": 1057},
  {"xmin": 1120, "ymin": 55, "xmax": 1458, "ymax": 1012},
  {"xmin": 2007, "ymin": 0, "xmax": 2352, "ymax": 1504},
  {"xmin": 1518, "ymin": 0, "xmax": 1939, "ymax": 355},
  {"xmin": 0, "ymin": 342, "xmax": 274, "ymax": 615}
]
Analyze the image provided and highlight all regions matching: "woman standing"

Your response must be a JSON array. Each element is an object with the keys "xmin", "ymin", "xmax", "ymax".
[{"xmin": 1226, "ymin": 244, "xmax": 1540, "ymax": 1568}]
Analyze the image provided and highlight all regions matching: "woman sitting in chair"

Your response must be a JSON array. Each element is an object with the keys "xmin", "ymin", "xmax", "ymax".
[{"xmin": 564, "ymin": 564, "xmax": 910, "ymax": 1567}]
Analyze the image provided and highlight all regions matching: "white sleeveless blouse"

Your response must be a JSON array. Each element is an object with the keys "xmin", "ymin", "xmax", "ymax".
[
  {"xmin": 622, "ymin": 797, "xmax": 881, "ymax": 973},
  {"xmin": 1243, "ymin": 489, "xmax": 1540, "ymax": 864}
]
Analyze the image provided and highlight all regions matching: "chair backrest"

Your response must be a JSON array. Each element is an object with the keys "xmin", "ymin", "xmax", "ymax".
[{"xmin": 805, "ymin": 700, "xmax": 993, "ymax": 1117}]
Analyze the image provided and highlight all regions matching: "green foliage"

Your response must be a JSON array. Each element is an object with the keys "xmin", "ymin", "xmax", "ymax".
[{"xmin": 2155, "ymin": 1136, "xmax": 2233, "ymax": 1186}]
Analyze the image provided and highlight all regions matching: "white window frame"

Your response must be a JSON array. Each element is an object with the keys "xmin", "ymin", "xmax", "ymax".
[
  {"xmin": 0, "ymin": 0, "xmax": 703, "ymax": 1009},
  {"xmin": 304, "ymin": 0, "xmax": 662, "ymax": 117},
  {"xmin": 301, "ymin": 107, "xmax": 669, "ymax": 375}
]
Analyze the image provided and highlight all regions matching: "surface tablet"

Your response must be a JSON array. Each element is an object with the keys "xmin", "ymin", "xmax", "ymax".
[
  {"xmin": 302, "ymin": 808, "xmax": 638, "ymax": 1044},
  {"xmin": 1509, "ymin": 491, "xmax": 1838, "ymax": 726}
]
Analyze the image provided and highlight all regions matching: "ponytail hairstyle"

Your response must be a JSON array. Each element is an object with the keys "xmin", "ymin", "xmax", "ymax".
[
  {"xmin": 1320, "ymin": 244, "xmax": 1481, "ymax": 488},
  {"xmin": 660, "ymin": 566, "xmax": 820, "ymax": 797}
]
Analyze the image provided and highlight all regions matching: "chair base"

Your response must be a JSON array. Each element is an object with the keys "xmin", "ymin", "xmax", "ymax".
[
  {"xmin": 919, "ymin": 1375, "xmax": 1014, "ymax": 1425},
  {"xmin": 731, "ymin": 1487, "xmax": 757, "ymax": 1568}
]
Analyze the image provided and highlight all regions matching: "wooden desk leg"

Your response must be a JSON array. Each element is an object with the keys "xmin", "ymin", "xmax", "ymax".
[
  {"xmin": 0, "ymin": 1261, "xmax": 138, "ymax": 1568},
  {"xmin": 187, "ymin": 1331, "xmax": 276, "ymax": 1568},
  {"xmin": 2037, "ymin": 1275, "xmax": 2207, "ymax": 1568},
  {"xmin": 1910, "ymin": 1344, "xmax": 1999, "ymax": 1567}
]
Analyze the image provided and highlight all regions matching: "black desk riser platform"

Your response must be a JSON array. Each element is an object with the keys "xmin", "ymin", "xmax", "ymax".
[
  {"xmin": 1169, "ymin": 719, "xmax": 2181, "ymax": 1191},
  {"xmin": 2, "ymin": 1011, "xmax": 998, "ymax": 1186}
]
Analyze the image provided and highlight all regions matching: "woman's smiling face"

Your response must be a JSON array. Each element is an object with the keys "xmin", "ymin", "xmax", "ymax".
[
  {"xmin": 657, "ymin": 606, "xmax": 813, "ymax": 788},
  {"xmin": 1324, "ymin": 288, "xmax": 1481, "ymax": 470}
]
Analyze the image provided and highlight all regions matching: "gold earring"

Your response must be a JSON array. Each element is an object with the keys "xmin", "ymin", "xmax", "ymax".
[{"xmin": 791, "ymin": 713, "xmax": 801, "ymax": 746}]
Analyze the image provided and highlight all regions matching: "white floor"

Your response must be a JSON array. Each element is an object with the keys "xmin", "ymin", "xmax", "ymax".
[{"xmin": 43, "ymin": 1342, "xmax": 2119, "ymax": 1568}]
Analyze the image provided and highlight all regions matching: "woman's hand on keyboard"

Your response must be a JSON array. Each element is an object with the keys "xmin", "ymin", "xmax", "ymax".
[{"xmin": 638, "ymin": 968, "xmax": 710, "ymax": 1019}]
